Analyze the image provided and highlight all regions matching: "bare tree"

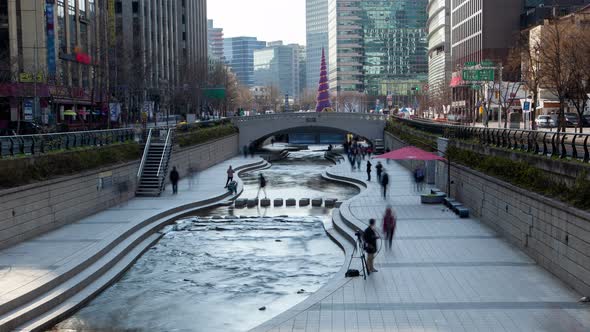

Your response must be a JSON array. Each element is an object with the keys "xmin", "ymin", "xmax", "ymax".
[
  {"xmin": 564, "ymin": 25, "xmax": 590, "ymax": 133},
  {"xmin": 335, "ymin": 91, "xmax": 364, "ymax": 112},
  {"xmin": 537, "ymin": 21, "xmax": 576, "ymax": 132}
]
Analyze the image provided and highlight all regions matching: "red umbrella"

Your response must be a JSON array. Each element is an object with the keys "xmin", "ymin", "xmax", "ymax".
[{"xmin": 375, "ymin": 146, "xmax": 446, "ymax": 161}]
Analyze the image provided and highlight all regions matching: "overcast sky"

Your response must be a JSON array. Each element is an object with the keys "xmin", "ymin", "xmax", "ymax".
[{"xmin": 207, "ymin": 0, "xmax": 306, "ymax": 45}]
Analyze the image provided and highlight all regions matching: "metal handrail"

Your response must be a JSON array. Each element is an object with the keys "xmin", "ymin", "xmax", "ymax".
[
  {"xmin": 137, "ymin": 128, "xmax": 153, "ymax": 179},
  {"xmin": 394, "ymin": 116, "xmax": 590, "ymax": 161},
  {"xmin": 157, "ymin": 129, "xmax": 172, "ymax": 178}
]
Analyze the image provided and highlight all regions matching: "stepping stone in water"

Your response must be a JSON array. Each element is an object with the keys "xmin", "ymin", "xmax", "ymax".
[
  {"xmin": 286, "ymin": 198, "xmax": 296, "ymax": 206},
  {"xmin": 247, "ymin": 199, "xmax": 259, "ymax": 208},
  {"xmin": 312, "ymin": 198, "xmax": 323, "ymax": 207},
  {"xmin": 234, "ymin": 199, "xmax": 247, "ymax": 208},
  {"xmin": 260, "ymin": 198, "xmax": 271, "ymax": 207},
  {"xmin": 325, "ymin": 199, "xmax": 337, "ymax": 208},
  {"xmin": 299, "ymin": 198, "xmax": 310, "ymax": 206},
  {"xmin": 274, "ymin": 198, "xmax": 284, "ymax": 207}
]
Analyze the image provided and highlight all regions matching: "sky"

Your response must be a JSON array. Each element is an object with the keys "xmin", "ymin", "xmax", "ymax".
[{"xmin": 207, "ymin": 0, "xmax": 306, "ymax": 46}]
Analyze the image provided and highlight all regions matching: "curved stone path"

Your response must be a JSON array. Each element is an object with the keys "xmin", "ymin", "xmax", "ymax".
[
  {"xmin": 252, "ymin": 157, "xmax": 590, "ymax": 332},
  {"xmin": 0, "ymin": 156, "xmax": 267, "ymax": 331}
]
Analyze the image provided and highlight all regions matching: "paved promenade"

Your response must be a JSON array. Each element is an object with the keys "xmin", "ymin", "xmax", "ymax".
[
  {"xmin": 254, "ymin": 158, "xmax": 590, "ymax": 331},
  {"xmin": 0, "ymin": 156, "xmax": 264, "ymax": 329}
]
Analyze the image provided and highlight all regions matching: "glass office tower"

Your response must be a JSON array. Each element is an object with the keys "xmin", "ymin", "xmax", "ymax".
[{"xmin": 328, "ymin": 0, "xmax": 428, "ymax": 107}]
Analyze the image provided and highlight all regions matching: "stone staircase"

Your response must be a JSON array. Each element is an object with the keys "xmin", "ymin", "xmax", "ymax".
[
  {"xmin": 136, "ymin": 129, "xmax": 174, "ymax": 197},
  {"xmin": 373, "ymin": 138, "xmax": 385, "ymax": 154}
]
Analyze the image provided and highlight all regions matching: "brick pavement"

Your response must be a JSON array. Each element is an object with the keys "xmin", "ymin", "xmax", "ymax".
[{"xmin": 252, "ymin": 157, "xmax": 590, "ymax": 332}]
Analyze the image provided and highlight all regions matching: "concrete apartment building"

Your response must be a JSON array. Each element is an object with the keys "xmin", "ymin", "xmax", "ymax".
[
  {"xmin": 328, "ymin": 0, "xmax": 428, "ymax": 109},
  {"xmin": 207, "ymin": 19, "xmax": 224, "ymax": 61},
  {"xmin": 306, "ymin": 0, "xmax": 329, "ymax": 92}
]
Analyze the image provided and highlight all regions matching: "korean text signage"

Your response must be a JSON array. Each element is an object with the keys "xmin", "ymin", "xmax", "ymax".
[
  {"xmin": 23, "ymin": 99, "xmax": 34, "ymax": 121},
  {"xmin": 19, "ymin": 72, "xmax": 44, "ymax": 83},
  {"xmin": 462, "ymin": 69, "xmax": 495, "ymax": 82},
  {"xmin": 46, "ymin": 0, "xmax": 56, "ymax": 77}
]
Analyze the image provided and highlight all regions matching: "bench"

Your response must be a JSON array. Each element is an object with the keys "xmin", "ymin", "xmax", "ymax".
[{"xmin": 456, "ymin": 207, "xmax": 470, "ymax": 218}]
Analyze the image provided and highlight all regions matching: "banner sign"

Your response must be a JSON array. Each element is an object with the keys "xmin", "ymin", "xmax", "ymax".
[{"xmin": 46, "ymin": 1, "xmax": 56, "ymax": 76}]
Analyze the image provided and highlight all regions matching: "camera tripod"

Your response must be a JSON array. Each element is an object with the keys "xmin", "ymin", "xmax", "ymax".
[{"xmin": 347, "ymin": 231, "xmax": 368, "ymax": 280}]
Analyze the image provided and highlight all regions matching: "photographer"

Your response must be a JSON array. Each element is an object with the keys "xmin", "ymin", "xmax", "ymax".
[{"xmin": 363, "ymin": 219, "xmax": 380, "ymax": 273}]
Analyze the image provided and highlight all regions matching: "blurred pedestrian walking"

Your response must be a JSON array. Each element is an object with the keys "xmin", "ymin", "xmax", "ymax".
[{"xmin": 382, "ymin": 207, "xmax": 397, "ymax": 250}]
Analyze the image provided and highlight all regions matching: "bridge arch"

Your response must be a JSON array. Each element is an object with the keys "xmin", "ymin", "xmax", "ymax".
[{"xmin": 231, "ymin": 113, "xmax": 387, "ymax": 147}]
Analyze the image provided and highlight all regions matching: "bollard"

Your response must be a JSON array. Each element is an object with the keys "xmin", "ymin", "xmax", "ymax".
[
  {"xmin": 235, "ymin": 199, "xmax": 247, "ymax": 208},
  {"xmin": 286, "ymin": 198, "xmax": 296, "ymax": 207},
  {"xmin": 299, "ymin": 198, "xmax": 310, "ymax": 207},
  {"xmin": 325, "ymin": 199, "xmax": 337, "ymax": 208},
  {"xmin": 274, "ymin": 198, "xmax": 284, "ymax": 207},
  {"xmin": 260, "ymin": 198, "xmax": 271, "ymax": 207},
  {"xmin": 312, "ymin": 198, "xmax": 323, "ymax": 207}
]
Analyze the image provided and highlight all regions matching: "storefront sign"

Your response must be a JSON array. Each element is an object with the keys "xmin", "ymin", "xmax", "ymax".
[
  {"xmin": 23, "ymin": 99, "xmax": 34, "ymax": 121},
  {"xmin": 19, "ymin": 73, "xmax": 44, "ymax": 83},
  {"xmin": 46, "ymin": 1, "xmax": 56, "ymax": 76}
]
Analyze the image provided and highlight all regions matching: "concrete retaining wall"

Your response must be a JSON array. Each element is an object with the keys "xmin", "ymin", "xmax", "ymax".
[
  {"xmin": 435, "ymin": 160, "xmax": 590, "ymax": 296},
  {"xmin": 167, "ymin": 134, "xmax": 239, "ymax": 182},
  {"xmin": 0, "ymin": 134, "xmax": 239, "ymax": 250}
]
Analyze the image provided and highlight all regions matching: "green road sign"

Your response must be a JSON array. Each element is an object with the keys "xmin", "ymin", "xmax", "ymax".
[
  {"xmin": 471, "ymin": 85, "xmax": 481, "ymax": 90},
  {"xmin": 203, "ymin": 88, "xmax": 226, "ymax": 99},
  {"xmin": 462, "ymin": 69, "xmax": 495, "ymax": 82},
  {"xmin": 464, "ymin": 61, "xmax": 478, "ymax": 67},
  {"xmin": 480, "ymin": 60, "xmax": 495, "ymax": 67}
]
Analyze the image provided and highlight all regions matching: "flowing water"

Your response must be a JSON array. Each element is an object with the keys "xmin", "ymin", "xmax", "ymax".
[{"xmin": 52, "ymin": 147, "xmax": 358, "ymax": 332}]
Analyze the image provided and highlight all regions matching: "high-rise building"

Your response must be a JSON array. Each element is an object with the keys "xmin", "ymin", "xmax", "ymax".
[
  {"xmin": 427, "ymin": 0, "xmax": 452, "ymax": 101},
  {"xmin": 112, "ymin": 0, "xmax": 208, "ymax": 117},
  {"xmin": 450, "ymin": 0, "xmax": 522, "ymax": 69},
  {"xmin": 306, "ymin": 0, "xmax": 329, "ymax": 91},
  {"xmin": 207, "ymin": 20, "xmax": 224, "ymax": 61},
  {"xmin": 449, "ymin": 0, "xmax": 523, "ymax": 119},
  {"xmin": 0, "ymin": 0, "xmax": 108, "ymax": 129},
  {"xmin": 253, "ymin": 41, "xmax": 302, "ymax": 101},
  {"xmin": 328, "ymin": 0, "xmax": 429, "ymax": 108},
  {"xmin": 224, "ymin": 37, "xmax": 266, "ymax": 87},
  {"xmin": 522, "ymin": 0, "xmax": 590, "ymax": 27}
]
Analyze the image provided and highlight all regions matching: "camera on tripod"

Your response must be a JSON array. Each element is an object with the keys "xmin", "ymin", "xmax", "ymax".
[
  {"xmin": 345, "ymin": 229, "xmax": 368, "ymax": 279},
  {"xmin": 355, "ymin": 230, "xmax": 363, "ymax": 242}
]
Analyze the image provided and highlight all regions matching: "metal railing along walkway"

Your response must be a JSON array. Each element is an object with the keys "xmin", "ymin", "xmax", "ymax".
[{"xmin": 396, "ymin": 117, "xmax": 590, "ymax": 162}]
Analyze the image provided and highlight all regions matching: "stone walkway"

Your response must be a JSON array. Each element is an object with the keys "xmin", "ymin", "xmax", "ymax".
[
  {"xmin": 0, "ymin": 156, "xmax": 265, "ymax": 329},
  {"xmin": 253, "ymin": 158, "xmax": 590, "ymax": 331}
]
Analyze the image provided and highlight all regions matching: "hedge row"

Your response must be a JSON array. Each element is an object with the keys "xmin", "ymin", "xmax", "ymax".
[
  {"xmin": 447, "ymin": 146, "xmax": 590, "ymax": 211},
  {"xmin": 176, "ymin": 124, "xmax": 238, "ymax": 148},
  {"xmin": 385, "ymin": 120, "xmax": 437, "ymax": 151},
  {"xmin": 0, "ymin": 143, "xmax": 142, "ymax": 189}
]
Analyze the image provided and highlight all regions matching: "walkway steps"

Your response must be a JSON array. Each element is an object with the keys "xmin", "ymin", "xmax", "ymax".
[{"xmin": 0, "ymin": 158, "xmax": 269, "ymax": 332}]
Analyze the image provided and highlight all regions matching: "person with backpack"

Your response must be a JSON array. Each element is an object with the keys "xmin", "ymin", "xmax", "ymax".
[
  {"xmin": 363, "ymin": 219, "xmax": 380, "ymax": 273},
  {"xmin": 382, "ymin": 207, "xmax": 397, "ymax": 250},
  {"xmin": 170, "ymin": 166, "xmax": 179, "ymax": 195},
  {"xmin": 256, "ymin": 173, "xmax": 268, "ymax": 199}
]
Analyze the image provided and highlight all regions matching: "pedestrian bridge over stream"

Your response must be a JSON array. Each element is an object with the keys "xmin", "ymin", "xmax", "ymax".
[{"xmin": 231, "ymin": 112, "xmax": 387, "ymax": 146}]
